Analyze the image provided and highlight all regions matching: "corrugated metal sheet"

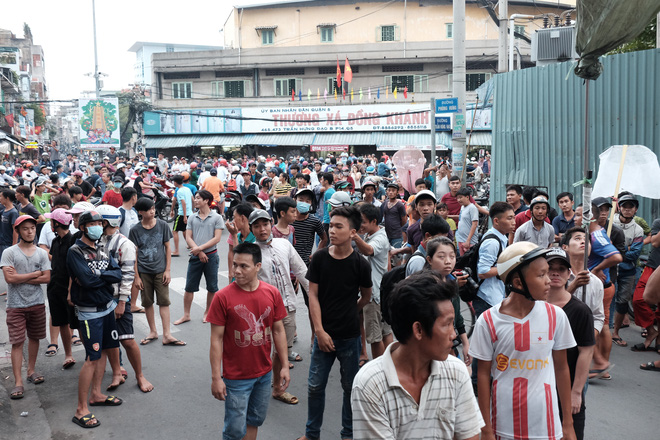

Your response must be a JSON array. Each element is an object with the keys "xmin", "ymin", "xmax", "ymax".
[
  {"xmin": 371, "ymin": 131, "xmax": 452, "ymax": 149},
  {"xmin": 196, "ymin": 134, "xmax": 247, "ymax": 146},
  {"xmin": 145, "ymin": 135, "xmax": 200, "ymax": 149},
  {"xmin": 311, "ymin": 132, "xmax": 375, "ymax": 145},
  {"xmin": 492, "ymin": 49, "xmax": 660, "ymax": 221},
  {"xmin": 245, "ymin": 133, "xmax": 316, "ymax": 145}
]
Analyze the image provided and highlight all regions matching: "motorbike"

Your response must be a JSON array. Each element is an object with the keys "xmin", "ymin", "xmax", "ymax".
[{"xmin": 153, "ymin": 181, "xmax": 174, "ymax": 223}]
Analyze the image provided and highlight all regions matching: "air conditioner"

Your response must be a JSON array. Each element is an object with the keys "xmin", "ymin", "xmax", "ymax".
[{"xmin": 531, "ymin": 26, "xmax": 578, "ymax": 66}]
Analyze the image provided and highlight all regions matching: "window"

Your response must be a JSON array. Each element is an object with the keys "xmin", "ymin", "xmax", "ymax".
[
  {"xmin": 514, "ymin": 25, "xmax": 526, "ymax": 39},
  {"xmin": 384, "ymin": 75, "xmax": 428, "ymax": 93},
  {"xmin": 376, "ymin": 25, "xmax": 400, "ymax": 42},
  {"xmin": 274, "ymin": 78, "xmax": 302, "ymax": 96},
  {"xmin": 382, "ymin": 64, "xmax": 423, "ymax": 72},
  {"xmin": 446, "ymin": 23, "xmax": 453, "ymax": 39},
  {"xmin": 172, "ymin": 82, "xmax": 192, "ymax": 99},
  {"xmin": 212, "ymin": 80, "xmax": 253, "ymax": 98},
  {"xmin": 320, "ymin": 27, "xmax": 334, "ymax": 43},
  {"xmin": 163, "ymin": 72, "xmax": 200, "ymax": 80},
  {"xmin": 262, "ymin": 30, "xmax": 274, "ymax": 45},
  {"xmin": 448, "ymin": 73, "xmax": 492, "ymax": 91},
  {"xmin": 319, "ymin": 65, "xmax": 359, "ymax": 74},
  {"xmin": 166, "ymin": 45, "xmax": 174, "ymax": 52},
  {"xmin": 327, "ymin": 77, "xmax": 349, "ymax": 94}
]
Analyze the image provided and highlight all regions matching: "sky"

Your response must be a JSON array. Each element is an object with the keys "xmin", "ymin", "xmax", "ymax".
[{"xmin": 2, "ymin": 0, "xmax": 270, "ymax": 101}]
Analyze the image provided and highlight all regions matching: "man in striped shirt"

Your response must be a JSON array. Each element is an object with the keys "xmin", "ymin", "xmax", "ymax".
[{"xmin": 351, "ymin": 272, "xmax": 484, "ymax": 440}]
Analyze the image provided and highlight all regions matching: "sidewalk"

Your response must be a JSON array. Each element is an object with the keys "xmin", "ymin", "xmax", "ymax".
[{"xmin": 0, "ymin": 290, "xmax": 52, "ymax": 440}]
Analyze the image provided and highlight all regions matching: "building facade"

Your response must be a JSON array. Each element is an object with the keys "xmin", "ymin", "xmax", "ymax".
[{"xmin": 145, "ymin": 0, "xmax": 575, "ymax": 157}]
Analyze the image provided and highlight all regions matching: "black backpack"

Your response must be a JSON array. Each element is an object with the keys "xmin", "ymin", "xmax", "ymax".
[
  {"xmin": 380, "ymin": 249, "xmax": 423, "ymax": 324},
  {"xmin": 454, "ymin": 233, "xmax": 503, "ymax": 302}
]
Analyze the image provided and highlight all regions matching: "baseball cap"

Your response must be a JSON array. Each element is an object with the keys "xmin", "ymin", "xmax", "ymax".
[
  {"xmin": 361, "ymin": 179, "xmax": 376, "ymax": 189},
  {"xmin": 210, "ymin": 168, "xmax": 217, "ymax": 175},
  {"xmin": 113, "ymin": 176, "xmax": 125, "ymax": 183},
  {"xmin": 592, "ymin": 197, "xmax": 612, "ymax": 208},
  {"xmin": 45, "ymin": 208, "xmax": 73, "ymax": 225},
  {"xmin": 245, "ymin": 194, "xmax": 266, "ymax": 209},
  {"xmin": 294, "ymin": 188, "xmax": 314, "ymax": 199},
  {"xmin": 386, "ymin": 182, "xmax": 399, "ymax": 190},
  {"xmin": 72, "ymin": 170, "xmax": 83, "ymax": 177},
  {"xmin": 415, "ymin": 189, "xmax": 437, "ymax": 203},
  {"xmin": 545, "ymin": 248, "xmax": 570, "ymax": 268},
  {"xmin": 366, "ymin": 166, "xmax": 375, "ymax": 173},
  {"xmin": 248, "ymin": 209, "xmax": 272, "ymax": 225},
  {"xmin": 35, "ymin": 177, "xmax": 48, "ymax": 186},
  {"xmin": 328, "ymin": 191, "xmax": 353, "ymax": 208}
]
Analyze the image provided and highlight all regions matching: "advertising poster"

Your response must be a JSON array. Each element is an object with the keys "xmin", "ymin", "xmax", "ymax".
[{"xmin": 79, "ymin": 98, "xmax": 121, "ymax": 150}]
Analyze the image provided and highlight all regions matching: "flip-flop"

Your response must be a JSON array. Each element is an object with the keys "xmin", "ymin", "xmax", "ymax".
[
  {"xmin": 120, "ymin": 368, "xmax": 128, "ymax": 380},
  {"xmin": 162, "ymin": 339, "xmax": 186, "ymax": 346},
  {"xmin": 10, "ymin": 386, "xmax": 24, "ymax": 400},
  {"xmin": 288, "ymin": 351, "xmax": 303, "ymax": 362},
  {"xmin": 27, "ymin": 372, "xmax": 44, "ymax": 384},
  {"xmin": 140, "ymin": 337, "xmax": 158, "ymax": 345},
  {"xmin": 640, "ymin": 361, "xmax": 660, "ymax": 371},
  {"xmin": 106, "ymin": 378, "xmax": 125, "ymax": 391},
  {"xmin": 589, "ymin": 364, "xmax": 615, "ymax": 380},
  {"xmin": 45, "ymin": 344, "xmax": 58, "ymax": 357},
  {"xmin": 133, "ymin": 307, "xmax": 145, "ymax": 313},
  {"xmin": 273, "ymin": 392, "xmax": 299, "ymax": 405},
  {"xmin": 62, "ymin": 359, "xmax": 76, "ymax": 370},
  {"xmin": 72, "ymin": 335, "xmax": 83, "ymax": 346},
  {"xmin": 631, "ymin": 343, "xmax": 654, "ymax": 352},
  {"xmin": 72, "ymin": 413, "xmax": 100, "ymax": 428},
  {"xmin": 89, "ymin": 395, "xmax": 123, "ymax": 406},
  {"xmin": 612, "ymin": 337, "xmax": 628, "ymax": 347}
]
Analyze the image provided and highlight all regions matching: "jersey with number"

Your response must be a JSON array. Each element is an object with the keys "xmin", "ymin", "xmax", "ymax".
[{"xmin": 469, "ymin": 301, "xmax": 576, "ymax": 440}]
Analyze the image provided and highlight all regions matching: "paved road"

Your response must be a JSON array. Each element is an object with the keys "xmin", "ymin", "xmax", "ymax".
[{"xmin": 0, "ymin": 232, "xmax": 658, "ymax": 439}]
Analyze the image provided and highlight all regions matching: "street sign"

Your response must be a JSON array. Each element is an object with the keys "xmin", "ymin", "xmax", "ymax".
[
  {"xmin": 435, "ymin": 117, "xmax": 451, "ymax": 131},
  {"xmin": 454, "ymin": 113, "xmax": 465, "ymax": 128},
  {"xmin": 435, "ymin": 98, "xmax": 459, "ymax": 113}
]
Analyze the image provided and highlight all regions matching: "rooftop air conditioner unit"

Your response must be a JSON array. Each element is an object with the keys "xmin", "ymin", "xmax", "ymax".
[{"xmin": 531, "ymin": 26, "xmax": 578, "ymax": 66}]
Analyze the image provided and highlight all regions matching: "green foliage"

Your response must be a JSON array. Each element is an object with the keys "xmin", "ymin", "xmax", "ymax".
[
  {"xmin": 27, "ymin": 104, "xmax": 46, "ymax": 127},
  {"xmin": 609, "ymin": 17, "xmax": 657, "ymax": 54},
  {"xmin": 23, "ymin": 23, "xmax": 32, "ymax": 40}
]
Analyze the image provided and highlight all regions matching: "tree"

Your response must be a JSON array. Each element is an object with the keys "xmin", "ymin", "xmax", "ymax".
[
  {"xmin": 117, "ymin": 88, "xmax": 151, "ymax": 149},
  {"xmin": 27, "ymin": 104, "xmax": 46, "ymax": 127},
  {"xmin": 609, "ymin": 17, "xmax": 657, "ymax": 54},
  {"xmin": 23, "ymin": 23, "xmax": 33, "ymax": 40}
]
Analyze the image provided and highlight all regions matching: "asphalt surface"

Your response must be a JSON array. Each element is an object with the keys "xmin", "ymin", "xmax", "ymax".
[{"xmin": 0, "ymin": 231, "xmax": 659, "ymax": 440}]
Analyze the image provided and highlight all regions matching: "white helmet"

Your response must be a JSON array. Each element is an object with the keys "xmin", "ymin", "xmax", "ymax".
[
  {"xmin": 69, "ymin": 201, "xmax": 95, "ymax": 214},
  {"xmin": 95, "ymin": 205, "xmax": 122, "ymax": 227},
  {"xmin": 232, "ymin": 165, "xmax": 240, "ymax": 173},
  {"xmin": 0, "ymin": 165, "xmax": 6, "ymax": 171}
]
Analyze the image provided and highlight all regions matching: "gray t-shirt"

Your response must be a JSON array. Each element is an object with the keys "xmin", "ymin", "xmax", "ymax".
[
  {"xmin": 456, "ymin": 203, "xmax": 479, "ymax": 245},
  {"xmin": 186, "ymin": 210, "xmax": 225, "ymax": 254},
  {"xmin": 363, "ymin": 227, "xmax": 390, "ymax": 303},
  {"xmin": 119, "ymin": 207, "xmax": 139, "ymax": 238},
  {"xmin": 129, "ymin": 219, "xmax": 173, "ymax": 274},
  {"xmin": 0, "ymin": 245, "xmax": 51, "ymax": 308}
]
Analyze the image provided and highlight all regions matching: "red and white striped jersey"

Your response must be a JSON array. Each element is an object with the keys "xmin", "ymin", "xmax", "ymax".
[{"xmin": 469, "ymin": 301, "xmax": 576, "ymax": 440}]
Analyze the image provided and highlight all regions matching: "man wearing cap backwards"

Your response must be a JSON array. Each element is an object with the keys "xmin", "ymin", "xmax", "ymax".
[
  {"xmin": 67, "ymin": 210, "xmax": 124, "ymax": 428},
  {"xmin": 96, "ymin": 205, "xmax": 154, "ymax": 393},
  {"xmin": 249, "ymin": 208, "xmax": 309, "ymax": 405},
  {"xmin": 1, "ymin": 215, "xmax": 51, "ymax": 401},
  {"xmin": 31, "ymin": 176, "xmax": 57, "ymax": 217},
  {"xmin": 513, "ymin": 196, "xmax": 556, "ymax": 248},
  {"xmin": 545, "ymin": 248, "xmax": 595, "ymax": 440},
  {"xmin": 469, "ymin": 242, "xmax": 577, "ymax": 440}
]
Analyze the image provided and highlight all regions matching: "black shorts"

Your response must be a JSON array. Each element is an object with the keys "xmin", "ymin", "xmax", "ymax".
[
  {"xmin": 47, "ymin": 288, "xmax": 79, "ymax": 329},
  {"xmin": 79, "ymin": 310, "xmax": 120, "ymax": 361},
  {"xmin": 115, "ymin": 301, "xmax": 134, "ymax": 340},
  {"xmin": 174, "ymin": 215, "xmax": 187, "ymax": 232}
]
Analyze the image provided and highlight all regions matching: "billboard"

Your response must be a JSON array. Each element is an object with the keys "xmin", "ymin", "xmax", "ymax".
[
  {"xmin": 79, "ymin": 98, "xmax": 121, "ymax": 150},
  {"xmin": 143, "ymin": 104, "xmax": 432, "ymax": 135}
]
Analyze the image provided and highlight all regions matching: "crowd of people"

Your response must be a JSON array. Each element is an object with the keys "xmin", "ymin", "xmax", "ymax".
[{"xmin": 1, "ymin": 144, "xmax": 658, "ymax": 440}]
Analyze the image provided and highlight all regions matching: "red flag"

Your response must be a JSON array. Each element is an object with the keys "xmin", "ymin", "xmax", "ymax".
[
  {"xmin": 403, "ymin": 86, "xmax": 408, "ymax": 99},
  {"xmin": 35, "ymin": 126, "xmax": 42, "ymax": 135},
  {"xmin": 344, "ymin": 57, "xmax": 353, "ymax": 83},
  {"xmin": 291, "ymin": 87, "xmax": 295, "ymax": 101},
  {"xmin": 20, "ymin": 106, "xmax": 27, "ymax": 117},
  {"xmin": 5, "ymin": 114, "xmax": 14, "ymax": 127},
  {"xmin": 336, "ymin": 57, "xmax": 342, "ymax": 91}
]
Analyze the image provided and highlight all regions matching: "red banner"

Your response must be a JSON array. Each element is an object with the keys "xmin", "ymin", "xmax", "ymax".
[{"xmin": 310, "ymin": 145, "xmax": 349, "ymax": 152}]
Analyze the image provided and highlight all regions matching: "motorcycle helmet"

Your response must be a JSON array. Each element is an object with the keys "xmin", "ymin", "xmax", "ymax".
[{"xmin": 96, "ymin": 205, "xmax": 122, "ymax": 227}]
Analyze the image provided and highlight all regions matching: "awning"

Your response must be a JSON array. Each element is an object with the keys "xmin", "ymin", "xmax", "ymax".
[
  {"xmin": 145, "ymin": 136, "xmax": 200, "ymax": 149},
  {"xmin": 373, "ymin": 131, "xmax": 453, "ymax": 150},
  {"xmin": 0, "ymin": 132, "xmax": 23, "ymax": 146},
  {"xmin": 245, "ymin": 133, "xmax": 316, "ymax": 146},
  {"xmin": 466, "ymin": 132, "xmax": 492, "ymax": 146},
  {"xmin": 311, "ymin": 132, "xmax": 375, "ymax": 145},
  {"xmin": 196, "ymin": 134, "xmax": 247, "ymax": 146}
]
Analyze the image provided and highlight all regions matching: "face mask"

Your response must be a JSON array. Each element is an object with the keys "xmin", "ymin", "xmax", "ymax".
[
  {"xmin": 256, "ymin": 233, "xmax": 273, "ymax": 245},
  {"xmin": 113, "ymin": 182, "xmax": 123, "ymax": 188},
  {"xmin": 85, "ymin": 225, "xmax": 103, "ymax": 241},
  {"xmin": 296, "ymin": 201, "xmax": 311, "ymax": 214}
]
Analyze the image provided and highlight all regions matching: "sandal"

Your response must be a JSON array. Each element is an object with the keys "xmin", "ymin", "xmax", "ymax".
[
  {"xmin": 72, "ymin": 413, "xmax": 100, "ymax": 428},
  {"xmin": 640, "ymin": 361, "xmax": 660, "ymax": 371},
  {"xmin": 27, "ymin": 372, "xmax": 44, "ymax": 384},
  {"xmin": 72, "ymin": 335, "xmax": 83, "ymax": 346},
  {"xmin": 612, "ymin": 337, "xmax": 628, "ymax": 347},
  {"xmin": 359, "ymin": 358, "xmax": 369, "ymax": 368},
  {"xmin": 45, "ymin": 344, "xmax": 58, "ymax": 357},
  {"xmin": 62, "ymin": 359, "xmax": 76, "ymax": 370},
  {"xmin": 273, "ymin": 392, "xmax": 299, "ymax": 405},
  {"xmin": 288, "ymin": 351, "xmax": 303, "ymax": 362},
  {"xmin": 10, "ymin": 386, "xmax": 24, "ymax": 400},
  {"xmin": 631, "ymin": 342, "xmax": 655, "ymax": 352},
  {"xmin": 89, "ymin": 395, "xmax": 123, "ymax": 406}
]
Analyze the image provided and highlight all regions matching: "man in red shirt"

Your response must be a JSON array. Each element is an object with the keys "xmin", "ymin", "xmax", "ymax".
[
  {"xmin": 101, "ymin": 176, "xmax": 124, "ymax": 208},
  {"xmin": 208, "ymin": 242, "xmax": 290, "ymax": 440},
  {"xmin": 440, "ymin": 175, "xmax": 488, "ymax": 222}
]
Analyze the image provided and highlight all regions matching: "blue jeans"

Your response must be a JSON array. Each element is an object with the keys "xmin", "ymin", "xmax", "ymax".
[
  {"xmin": 306, "ymin": 336, "xmax": 360, "ymax": 440},
  {"xmin": 223, "ymin": 371, "xmax": 272, "ymax": 440},
  {"xmin": 389, "ymin": 237, "xmax": 403, "ymax": 248}
]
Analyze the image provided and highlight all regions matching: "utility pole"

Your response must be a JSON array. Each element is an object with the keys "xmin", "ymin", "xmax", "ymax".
[
  {"xmin": 498, "ymin": 0, "xmax": 508, "ymax": 72},
  {"xmin": 92, "ymin": 0, "xmax": 101, "ymax": 98},
  {"xmin": 452, "ymin": 0, "xmax": 466, "ymax": 177},
  {"xmin": 657, "ymin": 12, "xmax": 660, "ymax": 48}
]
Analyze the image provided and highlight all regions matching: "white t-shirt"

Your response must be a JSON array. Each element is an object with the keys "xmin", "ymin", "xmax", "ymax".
[
  {"xmin": 469, "ymin": 301, "xmax": 576, "ymax": 440},
  {"xmin": 119, "ymin": 207, "xmax": 140, "ymax": 238}
]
